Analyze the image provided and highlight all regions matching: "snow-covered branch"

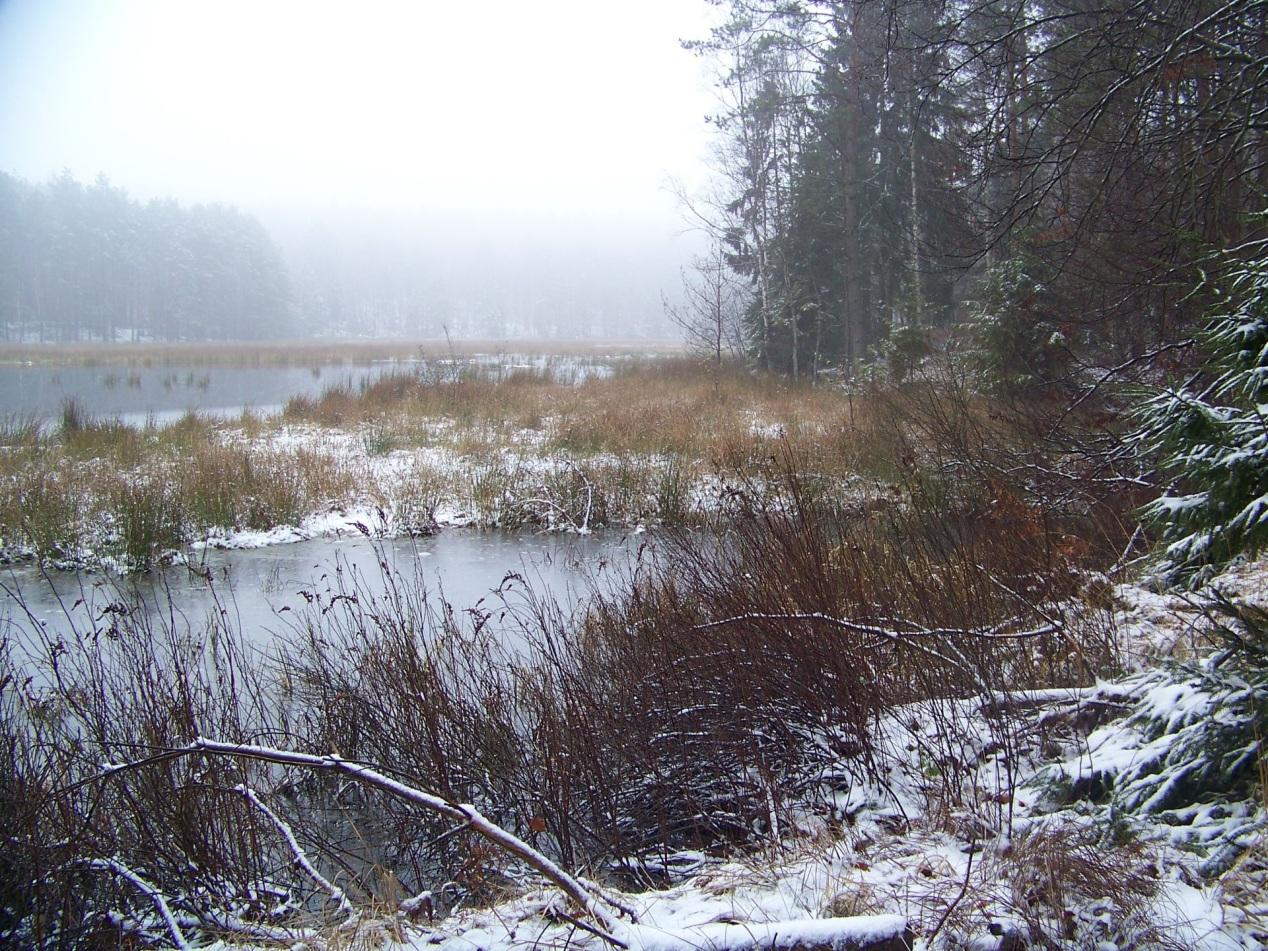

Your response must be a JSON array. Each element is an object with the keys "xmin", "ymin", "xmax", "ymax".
[
  {"xmin": 88, "ymin": 737, "xmax": 627, "ymax": 947},
  {"xmin": 693, "ymin": 611, "xmax": 1057, "ymax": 691},
  {"xmin": 84, "ymin": 858, "xmax": 192, "ymax": 951},
  {"xmin": 693, "ymin": 611, "xmax": 1056, "ymax": 642},
  {"xmin": 623, "ymin": 914, "xmax": 912, "ymax": 951},
  {"xmin": 235, "ymin": 783, "xmax": 357, "ymax": 920}
]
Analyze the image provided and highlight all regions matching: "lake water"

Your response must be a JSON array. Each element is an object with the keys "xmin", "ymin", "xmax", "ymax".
[
  {"xmin": 0, "ymin": 362, "xmax": 393, "ymax": 426},
  {"xmin": 1, "ymin": 529, "xmax": 646, "ymax": 654},
  {"xmin": 0, "ymin": 354, "xmax": 615, "ymax": 426}
]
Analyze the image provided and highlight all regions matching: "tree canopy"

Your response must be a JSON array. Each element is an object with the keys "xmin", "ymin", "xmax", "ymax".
[{"xmin": 692, "ymin": 0, "xmax": 1268, "ymax": 382}]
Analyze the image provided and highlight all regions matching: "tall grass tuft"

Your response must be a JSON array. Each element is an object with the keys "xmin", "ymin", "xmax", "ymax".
[
  {"xmin": 3, "ymin": 470, "xmax": 83, "ymax": 561},
  {"xmin": 0, "ymin": 415, "xmax": 42, "ymax": 449},
  {"xmin": 58, "ymin": 396, "xmax": 88, "ymax": 434},
  {"xmin": 107, "ymin": 478, "xmax": 185, "ymax": 569}
]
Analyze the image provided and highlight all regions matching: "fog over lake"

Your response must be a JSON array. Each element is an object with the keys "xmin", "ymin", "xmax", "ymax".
[{"xmin": 0, "ymin": 0, "xmax": 719, "ymax": 343}]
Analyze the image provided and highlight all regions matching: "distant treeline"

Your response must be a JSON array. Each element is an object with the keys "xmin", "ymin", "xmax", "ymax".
[{"xmin": 0, "ymin": 171, "xmax": 290, "ymax": 342}]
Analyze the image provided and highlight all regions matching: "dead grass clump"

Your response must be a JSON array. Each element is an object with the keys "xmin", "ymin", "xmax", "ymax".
[
  {"xmin": 276, "ymin": 356, "xmax": 865, "ymax": 470},
  {"xmin": 0, "ymin": 468, "xmax": 85, "ymax": 562},
  {"xmin": 0, "ymin": 414, "xmax": 42, "ymax": 449},
  {"xmin": 2, "ymin": 423, "xmax": 359, "ymax": 566},
  {"xmin": 550, "ymin": 388, "xmax": 711, "ymax": 456},
  {"xmin": 106, "ymin": 477, "xmax": 186, "ymax": 569},
  {"xmin": 984, "ymin": 827, "xmax": 1169, "ymax": 950},
  {"xmin": 179, "ymin": 444, "xmax": 354, "ymax": 533},
  {"xmin": 388, "ymin": 468, "xmax": 442, "ymax": 535},
  {"xmin": 59, "ymin": 414, "xmax": 148, "ymax": 468}
]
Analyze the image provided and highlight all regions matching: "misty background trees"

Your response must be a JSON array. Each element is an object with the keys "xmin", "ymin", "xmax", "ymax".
[
  {"xmin": 3, "ymin": 0, "xmax": 1263, "ymax": 359},
  {"xmin": 0, "ymin": 171, "xmax": 290, "ymax": 342},
  {"xmin": 692, "ymin": 0, "xmax": 1268, "ymax": 383},
  {"xmin": 0, "ymin": 172, "xmax": 685, "ymax": 344},
  {"xmin": 274, "ymin": 214, "xmax": 686, "ymax": 341}
]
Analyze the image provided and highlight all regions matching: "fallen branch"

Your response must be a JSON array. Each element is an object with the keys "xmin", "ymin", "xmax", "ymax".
[
  {"xmin": 84, "ymin": 858, "xmax": 192, "ymax": 951},
  {"xmin": 236, "ymin": 783, "xmax": 357, "ymax": 920},
  {"xmin": 82, "ymin": 737, "xmax": 627, "ymax": 947},
  {"xmin": 623, "ymin": 914, "xmax": 913, "ymax": 951}
]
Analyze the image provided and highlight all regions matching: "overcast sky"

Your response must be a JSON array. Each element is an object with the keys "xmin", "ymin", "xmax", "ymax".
[{"xmin": 0, "ymin": 0, "xmax": 719, "ymax": 228}]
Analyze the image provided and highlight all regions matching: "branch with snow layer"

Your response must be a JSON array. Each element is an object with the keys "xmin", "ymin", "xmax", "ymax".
[
  {"xmin": 694, "ymin": 611, "xmax": 1056, "ymax": 642},
  {"xmin": 235, "ymin": 783, "xmax": 357, "ymax": 919},
  {"xmin": 87, "ymin": 741, "xmax": 917, "ymax": 951},
  {"xmin": 623, "ymin": 915, "xmax": 913, "ymax": 951},
  {"xmin": 83, "ymin": 858, "xmax": 192, "ymax": 951},
  {"xmin": 693, "ymin": 611, "xmax": 1058, "ymax": 691},
  {"xmin": 89, "ymin": 737, "xmax": 628, "ymax": 947}
]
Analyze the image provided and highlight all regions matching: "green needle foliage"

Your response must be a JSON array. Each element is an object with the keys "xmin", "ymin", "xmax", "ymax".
[{"xmin": 1135, "ymin": 229, "xmax": 1268, "ymax": 587}]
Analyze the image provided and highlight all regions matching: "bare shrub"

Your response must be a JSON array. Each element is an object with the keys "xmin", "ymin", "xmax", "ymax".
[
  {"xmin": 0, "ymin": 585, "xmax": 356, "ymax": 947},
  {"xmin": 865, "ymin": 358, "xmax": 1146, "ymax": 569},
  {"xmin": 271, "ymin": 553, "xmax": 538, "ymax": 906},
  {"xmin": 475, "ymin": 448, "xmax": 1122, "ymax": 873}
]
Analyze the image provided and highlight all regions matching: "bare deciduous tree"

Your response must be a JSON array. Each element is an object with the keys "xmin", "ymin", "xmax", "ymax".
[{"xmin": 663, "ymin": 241, "xmax": 748, "ymax": 385}]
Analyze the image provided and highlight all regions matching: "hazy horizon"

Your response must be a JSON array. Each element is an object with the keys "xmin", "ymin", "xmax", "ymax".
[
  {"xmin": 0, "ymin": 0, "xmax": 718, "ymax": 225},
  {"xmin": 0, "ymin": 0, "xmax": 723, "ymax": 341}
]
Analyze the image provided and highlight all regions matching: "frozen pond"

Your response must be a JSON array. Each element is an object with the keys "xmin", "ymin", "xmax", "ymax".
[
  {"xmin": 1, "ymin": 529, "xmax": 646, "ymax": 651},
  {"xmin": 0, "ymin": 362, "xmax": 394, "ymax": 425},
  {"xmin": 0, "ymin": 354, "xmax": 614, "ymax": 426}
]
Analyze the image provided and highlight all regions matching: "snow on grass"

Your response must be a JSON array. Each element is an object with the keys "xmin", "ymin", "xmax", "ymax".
[{"xmin": 131, "ymin": 562, "xmax": 1268, "ymax": 951}]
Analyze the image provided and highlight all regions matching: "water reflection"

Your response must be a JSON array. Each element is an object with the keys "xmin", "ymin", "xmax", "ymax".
[
  {"xmin": 0, "ymin": 354, "xmax": 616, "ymax": 425},
  {"xmin": 1, "ymin": 529, "xmax": 647, "ymax": 650}
]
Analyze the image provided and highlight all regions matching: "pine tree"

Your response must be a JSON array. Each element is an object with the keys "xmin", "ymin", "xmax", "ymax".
[{"xmin": 1135, "ymin": 230, "xmax": 1268, "ymax": 587}]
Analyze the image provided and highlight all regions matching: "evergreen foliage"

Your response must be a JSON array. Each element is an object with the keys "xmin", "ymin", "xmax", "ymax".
[
  {"xmin": 1135, "ymin": 233, "xmax": 1268, "ymax": 586},
  {"xmin": 963, "ymin": 258, "xmax": 1073, "ymax": 394},
  {"xmin": 692, "ymin": 0, "xmax": 1267, "ymax": 383}
]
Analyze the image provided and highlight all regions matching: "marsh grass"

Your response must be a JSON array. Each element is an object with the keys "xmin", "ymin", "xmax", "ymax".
[
  {"xmin": 2, "ymin": 353, "xmax": 1129, "ymax": 570},
  {"xmin": 278, "ymin": 357, "xmax": 872, "ymax": 480},
  {"xmin": 1, "ymin": 423, "xmax": 356, "ymax": 567},
  {"xmin": 178, "ymin": 444, "xmax": 356, "ymax": 533},
  {"xmin": 107, "ymin": 478, "xmax": 185, "ymax": 567},
  {"xmin": 58, "ymin": 396, "xmax": 88, "ymax": 434},
  {"xmin": 0, "ymin": 469, "xmax": 84, "ymax": 561},
  {"xmin": 0, "ymin": 415, "xmax": 42, "ymax": 449},
  {"xmin": 360, "ymin": 423, "xmax": 399, "ymax": 457}
]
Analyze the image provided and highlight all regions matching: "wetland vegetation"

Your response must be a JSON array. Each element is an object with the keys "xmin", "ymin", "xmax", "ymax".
[{"xmin": 3, "ymin": 0, "xmax": 1268, "ymax": 945}]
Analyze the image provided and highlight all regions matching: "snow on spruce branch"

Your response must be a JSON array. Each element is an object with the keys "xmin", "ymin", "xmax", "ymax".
[{"xmin": 1134, "ymin": 241, "xmax": 1268, "ymax": 586}]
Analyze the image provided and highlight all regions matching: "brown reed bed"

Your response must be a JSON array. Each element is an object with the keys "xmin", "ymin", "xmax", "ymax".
[
  {"xmin": 1, "ymin": 354, "xmax": 1136, "ymax": 572},
  {"xmin": 0, "ymin": 439, "xmax": 1137, "ymax": 946}
]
